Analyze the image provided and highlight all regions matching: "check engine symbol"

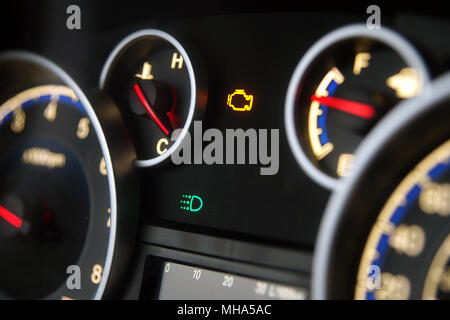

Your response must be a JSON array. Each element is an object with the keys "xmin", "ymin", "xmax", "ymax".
[{"xmin": 179, "ymin": 194, "xmax": 203, "ymax": 213}]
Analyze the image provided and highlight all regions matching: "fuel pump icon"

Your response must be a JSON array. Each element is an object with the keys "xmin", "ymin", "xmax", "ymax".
[{"xmin": 179, "ymin": 194, "xmax": 203, "ymax": 213}]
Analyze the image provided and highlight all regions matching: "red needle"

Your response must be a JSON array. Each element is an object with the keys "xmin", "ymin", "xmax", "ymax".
[
  {"xmin": 311, "ymin": 95, "xmax": 375, "ymax": 119},
  {"xmin": 133, "ymin": 83, "xmax": 170, "ymax": 135},
  {"xmin": 0, "ymin": 205, "xmax": 22, "ymax": 229}
]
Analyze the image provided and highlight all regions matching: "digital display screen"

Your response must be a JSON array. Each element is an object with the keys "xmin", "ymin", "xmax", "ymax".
[{"xmin": 140, "ymin": 258, "xmax": 307, "ymax": 300}]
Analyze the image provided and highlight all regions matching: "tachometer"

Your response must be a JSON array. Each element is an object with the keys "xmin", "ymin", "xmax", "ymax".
[{"xmin": 355, "ymin": 140, "xmax": 450, "ymax": 299}]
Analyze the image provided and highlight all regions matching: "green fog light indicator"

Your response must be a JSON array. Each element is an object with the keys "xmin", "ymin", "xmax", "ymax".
[{"xmin": 179, "ymin": 194, "xmax": 203, "ymax": 213}]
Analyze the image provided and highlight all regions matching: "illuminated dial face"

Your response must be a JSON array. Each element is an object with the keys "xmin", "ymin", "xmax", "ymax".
[
  {"xmin": 0, "ymin": 85, "xmax": 113, "ymax": 299},
  {"xmin": 356, "ymin": 140, "xmax": 450, "ymax": 300},
  {"xmin": 101, "ymin": 30, "xmax": 201, "ymax": 167},
  {"xmin": 285, "ymin": 26, "xmax": 428, "ymax": 188}
]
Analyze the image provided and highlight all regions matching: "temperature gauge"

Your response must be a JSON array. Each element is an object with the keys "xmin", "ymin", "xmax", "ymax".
[
  {"xmin": 285, "ymin": 24, "xmax": 429, "ymax": 189},
  {"xmin": 100, "ymin": 29, "xmax": 206, "ymax": 167}
]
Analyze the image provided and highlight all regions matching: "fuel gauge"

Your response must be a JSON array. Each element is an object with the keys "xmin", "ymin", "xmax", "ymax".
[
  {"xmin": 285, "ymin": 24, "xmax": 430, "ymax": 189},
  {"xmin": 100, "ymin": 29, "xmax": 206, "ymax": 167}
]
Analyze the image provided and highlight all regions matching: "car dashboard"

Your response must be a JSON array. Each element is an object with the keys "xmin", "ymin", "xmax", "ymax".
[{"xmin": 0, "ymin": 1, "xmax": 449, "ymax": 301}]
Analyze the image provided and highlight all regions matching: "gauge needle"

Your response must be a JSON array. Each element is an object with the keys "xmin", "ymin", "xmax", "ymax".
[
  {"xmin": 311, "ymin": 95, "xmax": 375, "ymax": 119},
  {"xmin": 133, "ymin": 83, "xmax": 170, "ymax": 135},
  {"xmin": 0, "ymin": 205, "xmax": 22, "ymax": 229}
]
